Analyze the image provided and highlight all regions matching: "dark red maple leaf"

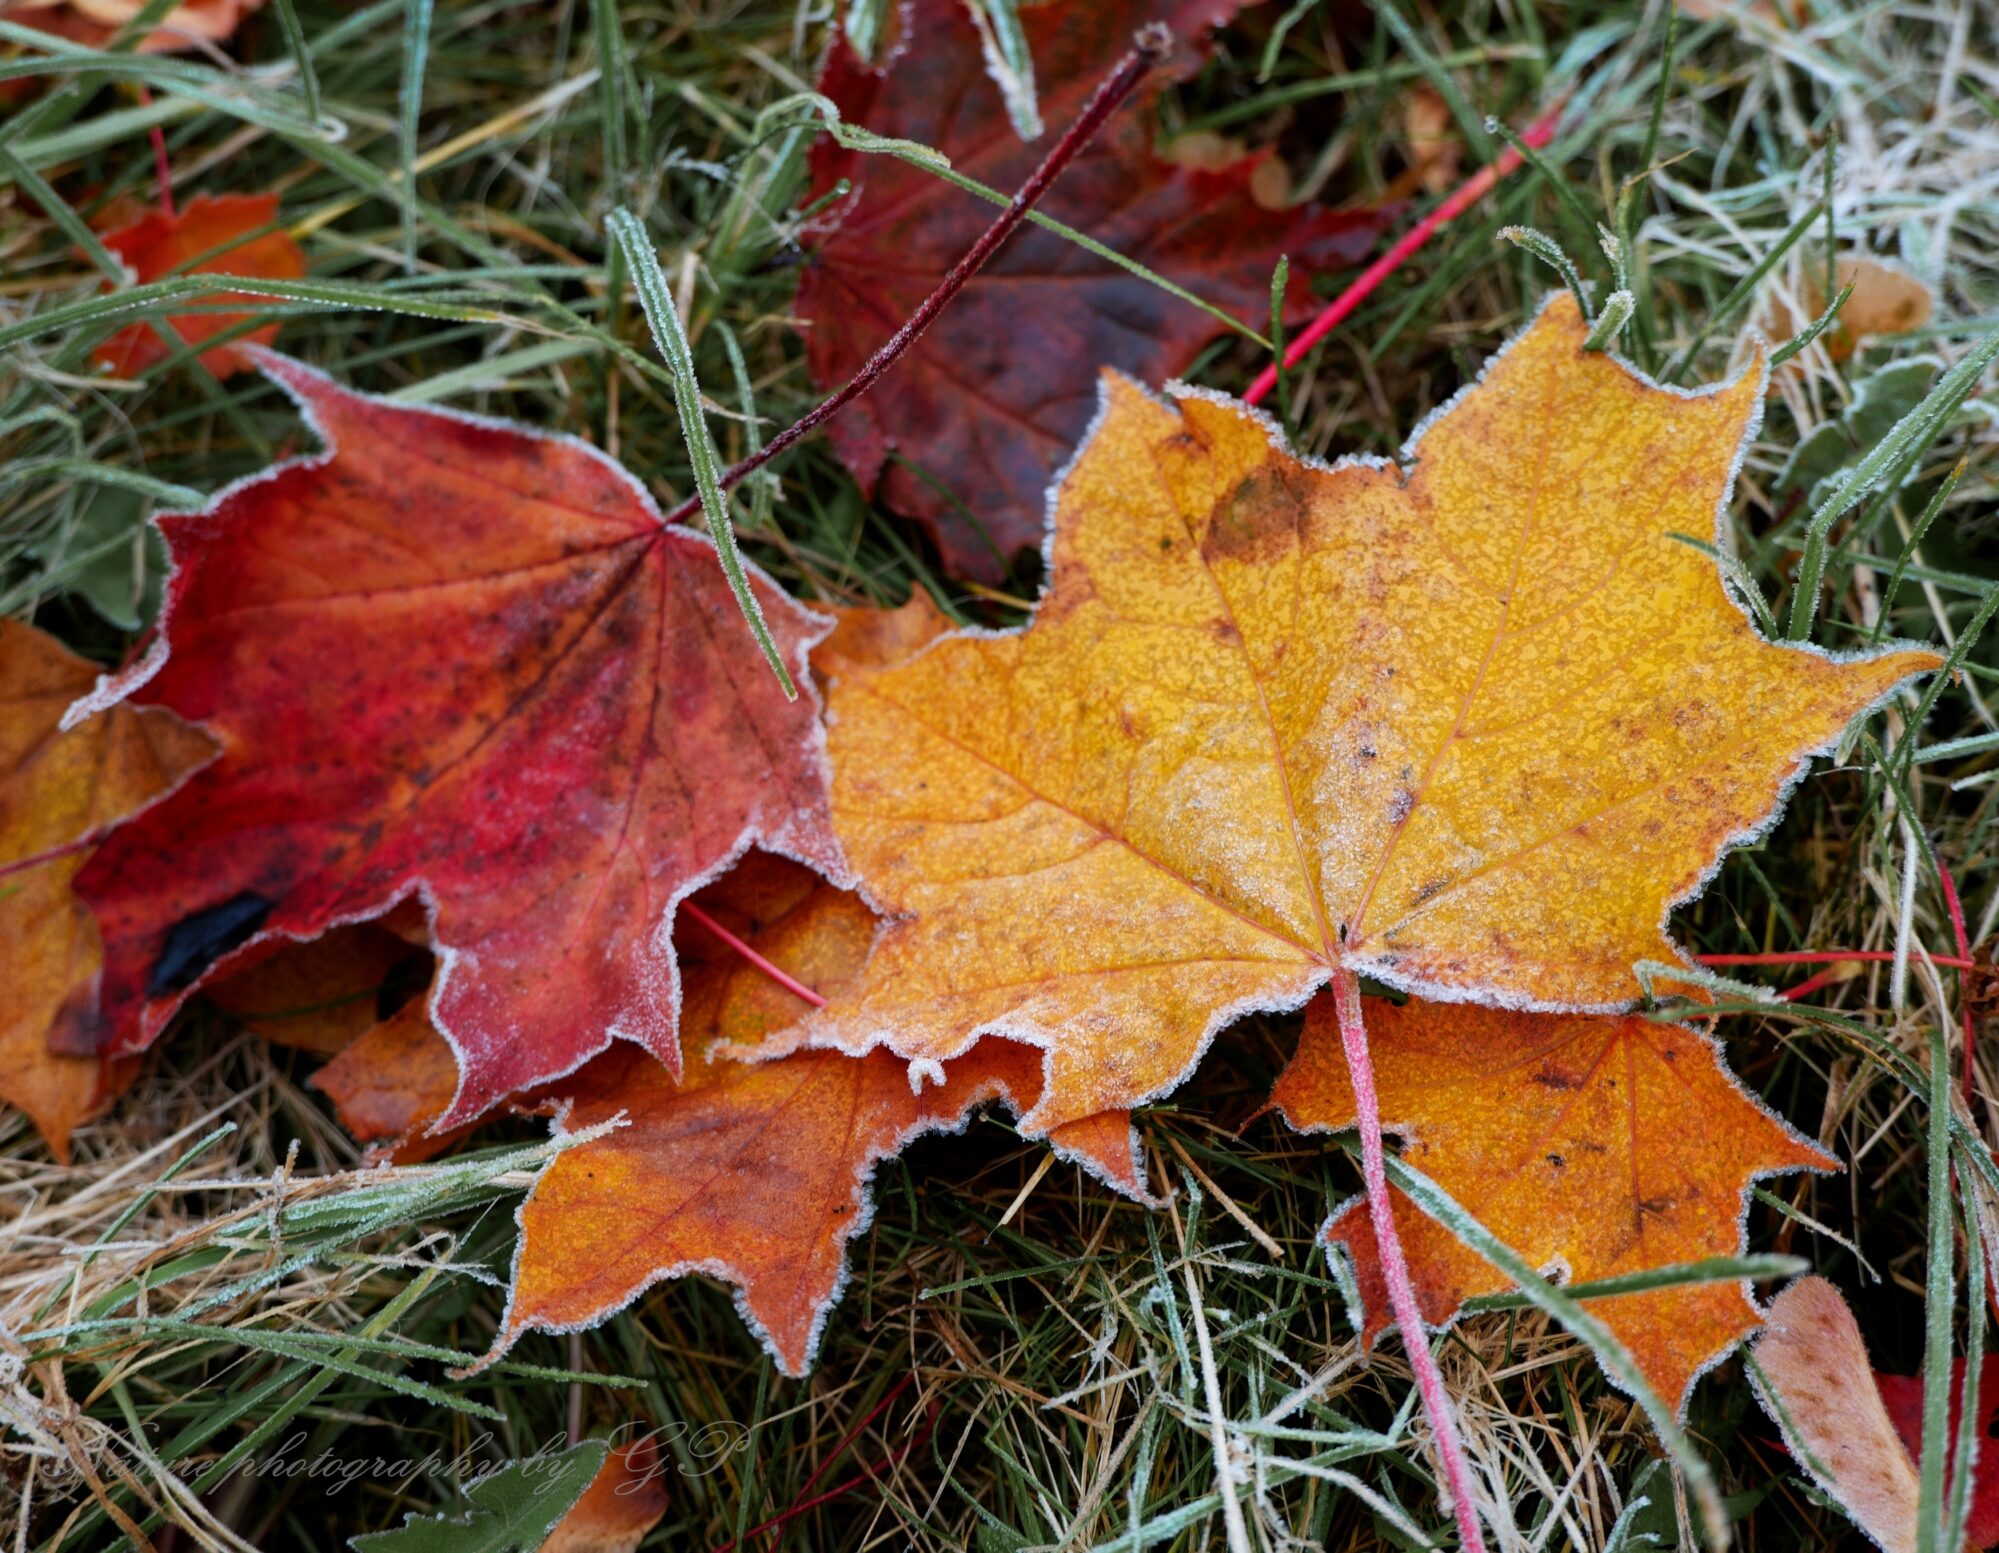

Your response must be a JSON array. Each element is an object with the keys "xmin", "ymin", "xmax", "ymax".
[
  {"xmin": 59, "ymin": 357, "xmax": 843, "ymax": 1126},
  {"xmin": 1878, "ymin": 1356, "xmax": 1999, "ymax": 1549},
  {"xmin": 797, "ymin": 0, "xmax": 1389, "ymax": 583}
]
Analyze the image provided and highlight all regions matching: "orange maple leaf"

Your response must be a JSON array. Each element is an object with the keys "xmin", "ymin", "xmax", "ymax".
[
  {"xmin": 0, "ymin": 621, "xmax": 212, "ymax": 1159},
  {"xmin": 92, "ymin": 192, "xmax": 304, "ymax": 378},
  {"xmin": 540, "ymin": 1435, "xmax": 668, "ymax": 1553},
  {"xmin": 1269, "ymin": 993, "xmax": 1832, "ymax": 1411},
  {"xmin": 205, "ymin": 923, "xmax": 426, "ymax": 1055},
  {"xmin": 2, "ymin": 0, "xmax": 262, "ymax": 52},
  {"xmin": 478, "ymin": 851, "xmax": 1140, "ymax": 1378},
  {"xmin": 307, "ymin": 996, "xmax": 470, "ymax": 1163},
  {"xmin": 794, "ymin": 294, "xmax": 1940, "ymax": 1134}
]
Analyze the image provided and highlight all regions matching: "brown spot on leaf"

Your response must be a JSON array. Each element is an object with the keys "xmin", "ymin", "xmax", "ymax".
[{"xmin": 1200, "ymin": 464, "xmax": 1309, "ymax": 567}]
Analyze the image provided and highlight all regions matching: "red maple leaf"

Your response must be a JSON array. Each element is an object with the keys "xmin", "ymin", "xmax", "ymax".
[
  {"xmin": 92, "ymin": 192, "xmax": 305, "ymax": 378},
  {"xmin": 60, "ymin": 357, "xmax": 843, "ymax": 1125},
  {"xmin": 798, "ymin": 0, "xmax": 1388, "ymax": 582},
  {"xmin": 1878, "ymin": 1356, "xmax": 1999, "ymax": 1549}
]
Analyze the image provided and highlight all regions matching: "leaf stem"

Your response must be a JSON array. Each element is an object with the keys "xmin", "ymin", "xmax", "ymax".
[
  {"xmin": 680, "ymin": 899, "xmax": 826, "ymax": 1009},
  {"xmin": 660, "ymin": 25, "xmax": 1170, "ymax": 529},
  {"xmin": 1698, "ymin": 948, "xmax": 1974, "ymax": 971},
  {"xmin": 1329, "ymin": 968, "xmax": 1489, "ymax": 1553}
]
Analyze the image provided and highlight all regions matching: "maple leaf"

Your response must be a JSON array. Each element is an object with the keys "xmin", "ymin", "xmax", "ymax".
[
  {"xmin": 1751, "ymin": 1276, "xmax": 1925, "ymax": 1552},
  {"xmin": 795, "ymin": 294, "xmax": 1940, "ymax": 1136},
  {"xmin": 1, "ymin": 0, "xmax": 262, "ymax": 52},
  {"xmin": 61, "ymin": 358, "xmax": 845, "ymax": 1126},
  {"xmin": 0, "ymin": 620, "xmax": 212, "ymax": 1160},
  {"xmin": 1879, "ymin": 1356, "xmax": 1999, "ymax": 1549},
  {"xmin": 206, "ymin": 923, "xmax": 427, "ymax": 1054},
  {"xmin": 92, "ymin": 193, "xmax": 306, "ymax": 379},
  {"xmin": 539, "ymin": 1436, "xmax": 668, "ymax": 1553},
  {"xmin": 1269, "ymin": 993, "xmax": 1833, "ymax": 1410},
  {"xmin": 481, "ymin": 851, "xmax": 1141, "ymax": 1379},
  {"xmin": 309, "ymin": 996, "xmax": 469, "ymax": 1163},
  {"xmin": 798, "ymin": 0, "xmax": 1387, "ymax": 581}
]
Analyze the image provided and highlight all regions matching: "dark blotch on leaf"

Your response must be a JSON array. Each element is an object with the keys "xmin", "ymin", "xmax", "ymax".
[{"xmin": 149, "ymin": 892, "xmax": 273, "ymax": 995}]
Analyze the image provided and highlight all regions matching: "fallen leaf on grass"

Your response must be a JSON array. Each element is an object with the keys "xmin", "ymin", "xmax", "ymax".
[
  {"xmin": 351, "ymin": 1439, "xmax": 610, "ymax": 1553},
  {"xmin": 0, "ymin": 620, "xmax": 212, "ymax": 1159},
  {"xmin": 798, "ymin": 0, "xmax": 1387, "ymax": 581},
  {"xmin": 62, "ymin": 358, "xmax": 845, "ymax": 1127},
  {"xmin": 1751, "ymin": 1276, "xmax": 1919, "ymax": 1553},
  {"xmin": 481, "ymin": 851, "xmax": 1140, "ymax": 1378},
  {"xmin": 1771, "ymin": 256, "xmax": 1935, "ymax": 364},
  {"xmin": 206, "ymin": 924, "xmax": 426, "ymax": 1054},
  {"xmin": 538, "ymin": 1436, "xmax": 667, "ymax": 1553},
  {"xmin": 1270, "ymin": 994, "xmax": 1834, "ymax": 1411},
  {"xmin": 308, "ymin": 996, "xmax": 467, "ymax": 1162},
  {"xmin": 1878, "ymin": 1355, "xmax": 1999, "ymax": 1550},
  {"xmin": 92, "ymin": 193, "xmax": 306, "ymax": 379},
  {"xmin": 814, "ymin": 591, "xmax": 957, "ymax": 680},
  {"xmin": 796, "ymin": 293, "xmax": 1938, "ymax": 1136},
  {"xmin": 1397, "ymin": 85, "xmax": 1461, "ymax": 197},
  {"xmin": 1, "ymin": 0, "xmax": 263, "ymax": 52}
]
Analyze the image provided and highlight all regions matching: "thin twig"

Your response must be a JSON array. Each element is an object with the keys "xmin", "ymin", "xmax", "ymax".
[
  {"xmin": 680, "ymin": 899, "xmax": 825, "ymax": 1008},
  {"xmin": 661, "ymin": 25, "xmax": 1172, "ymax": 528},
  {"xmin": 1243, "ymin": 105, "xmax": 1561, "ymax": 407},
  {"xmin": 1699, "ymin": 949, "xmax": 1974, "ymax": 972}
]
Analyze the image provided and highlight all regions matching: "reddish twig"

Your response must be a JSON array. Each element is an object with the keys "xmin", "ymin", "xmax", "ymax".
[
  {"xmin": 1243, "ymin": 106, "xmax": 1562, "ymax": 407},
  {"xmin": 0, "ymin": 833, "xmax": 97, "ymax": 883},
  {"xmin": 679, "ymin": 899, "xmax": 826, "ymax": 1008},
  {"xmin": 136, "ymin": 86, "xmax": 175, "ymax": 219},
  {"xmin": 707, "ymin": 1382, "xmax": 928, "ymax": 1553},
  {"xmin": 662, "ymin": 25, "xmax": 1172, "ymax": 529},
  {"xmin": 1779, "ymin": 964, "xmax": 1859, "ymax": 1003},
  {"xmin": 784, "ymin": 1373, "xmax": 912, "ymax": 1514},
  {"xmin": 1938, "ymin": 858, "xmax": 1978, "ymax": 1098},
  {"xmin": 1331, "ymin": 969, "xmax": 1489, "ymax": 1552},
  {"xmin": 1698, "ymin": 949, "xmax": 1975, "ymax": 972}
]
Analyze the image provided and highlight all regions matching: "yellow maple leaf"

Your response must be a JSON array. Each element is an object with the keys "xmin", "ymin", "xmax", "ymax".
[{"xmin": 799, "ymin": 294, "xmax": 1939, "ymax": 1133}]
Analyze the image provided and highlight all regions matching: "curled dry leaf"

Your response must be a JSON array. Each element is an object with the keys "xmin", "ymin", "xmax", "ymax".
[
  {"xmin": 92, "ymin": 193, "xmax": 306, "ymax": 379},
  {"xmin": 308, "ymin": 996, "xmax": 469, "ymax": 1163},
  {"xmin": 480, "ymin": 850, "xmax": 1142, "ymax": 1379},
  {"xmin": 799, "ymin": 0, "xmax": 1388, "ymax": 581},
  {"xmin": 537, "ymin": 1436, "xmax": 668, "ymax": 1553},
  {"xmin": 1270, "ymin": 994, "xmax": 1834, "ymax": 1411},
  {"xmin": 206, "ymin": 923, "xmax": 425, "ymax": 1054},
  {"xmin": 1771, "ymin": 255, "xmax": 1936, "ymax": 364},
  {"xmin": 796, "ymin": 294, "xmax": 1938, "ymax": 1136},
  {"xmin": 0, "ymin": 621, "xmax": 212, "ymax": 1159},
  {"xmin": 1397, "ymin": 85, "xmax": 1461, "ymax": 197},
  {"xmin": 1751, "ymin": 1276, "xmax": 1918, "ymax": 1553},
  {"xmin": 63, "ymin": 358, "xmax": 844, "ymax": 1127},
  {"xmin": 1, "ymin": 0, "xmax": 263, "ymax": 52}
]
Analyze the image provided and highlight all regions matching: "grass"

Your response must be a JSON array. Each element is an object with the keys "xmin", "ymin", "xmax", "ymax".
[{"xmin": 2, "ymin": 0, "xmax": 1998, "ymax": 1547}]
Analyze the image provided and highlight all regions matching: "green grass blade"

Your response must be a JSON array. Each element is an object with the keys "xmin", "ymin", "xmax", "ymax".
[
  {"xmin": 1362, "ymin": 1144, "xmax": 1728, "ymax": 1546},
  {"xmin": 606, "ymin": 205, "xmax": 798, "ymax": 697},
  {"xmin": 400, "ymin": 0, "xmax": 435, "ymax": 271},
  {"xmin": 1917, "ymin": 1024, "xmax": 1955, "ymax": 1553},
  {"xmin": 1788, "ymin": 328, "xmax": 1999, "ymax": 639}
]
